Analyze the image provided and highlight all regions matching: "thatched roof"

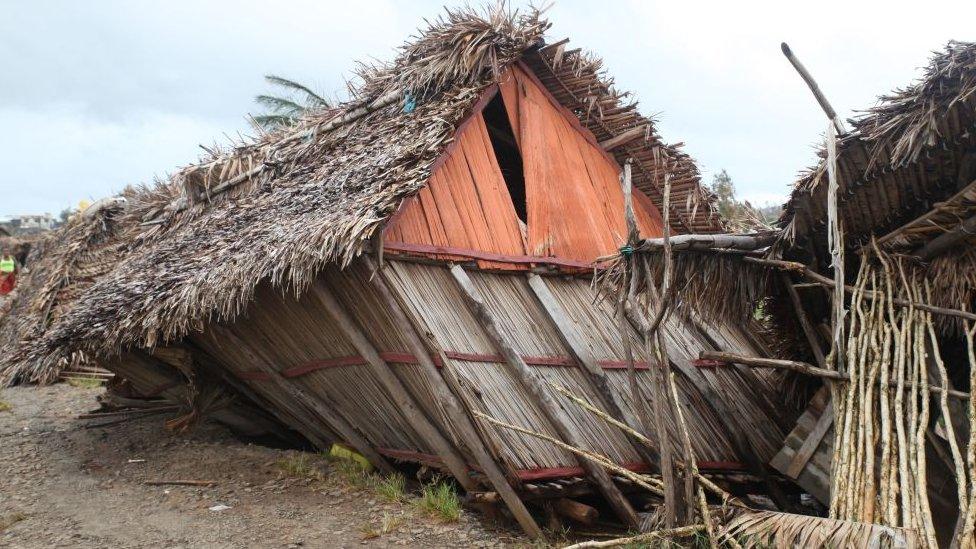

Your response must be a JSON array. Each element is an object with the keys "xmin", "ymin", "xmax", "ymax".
[
  {"xmin": 2, "ymin": 6, "xmax": 721, "ymax": 384},
  {"xmin": 781, "ymin": 40, "xmax": 976, "ymax": 253}
]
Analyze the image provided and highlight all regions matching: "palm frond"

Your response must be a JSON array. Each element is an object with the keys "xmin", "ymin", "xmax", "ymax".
[
  {"xmin": 250, "ymin": 114, "xmax": 297, "ymax": 130},
  {"xmin": 722, "ymin": 511, "xmax": 921, "ymax": 548},
  {"xmin": 263, "ymin": 74, "xmax": 330, "ymax": 108},
  {"xmin": 254, "ymin": 95, "xmax": 306, "ymax": 116}
]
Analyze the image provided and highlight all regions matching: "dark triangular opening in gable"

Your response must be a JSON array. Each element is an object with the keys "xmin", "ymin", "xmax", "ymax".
[{"xmin": 482, "ymin": 93, "xmax": 527, "ymax": 223}]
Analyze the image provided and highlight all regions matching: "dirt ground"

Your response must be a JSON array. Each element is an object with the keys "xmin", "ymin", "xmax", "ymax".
[{"xmin": 0, "ymin": 383, "xmax": 531, "ymax": 548}]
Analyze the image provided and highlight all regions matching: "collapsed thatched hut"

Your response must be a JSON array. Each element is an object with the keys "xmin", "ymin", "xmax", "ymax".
[{"xmin": 0, "ymin": 7, "xmax": 796, "ymax": 536}]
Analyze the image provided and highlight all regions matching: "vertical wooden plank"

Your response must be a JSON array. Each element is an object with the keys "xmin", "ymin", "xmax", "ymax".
[
  {"xmin": 307, "ymin": 280, "xmax": 478, "ymax": 492},
  {"xmin": 366, "ymin": 258, "xmax": 543, "ymax": 539},
  {"xmin": 450, "ymin": 264, "xmax": 640, "ymax": 528}
]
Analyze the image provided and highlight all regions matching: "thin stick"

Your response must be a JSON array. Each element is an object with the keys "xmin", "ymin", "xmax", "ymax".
[
  {"xmin": 547, "ymin": 382, "xmax": 748, "ymax": 509},
  {"xmin": 561, "ymin": 525, "xmax": 704, "ymax": 549},
  {"xmin": 145, "ymin": 480, "xmax": 217, "ymax": 487},
  {"xmin": 472, "ymin": 411, "xmax": 664, "ymax": 497}
]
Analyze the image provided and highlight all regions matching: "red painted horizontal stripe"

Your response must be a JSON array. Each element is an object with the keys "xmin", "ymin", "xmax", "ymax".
[
  {"xmin": 282, "ymin": 355, "xmax": 368, "ymax": 377},
  {"xmin": 383, "ymin": 241, "xmax": 601, "ymax": 270},
  {"xmin": 515, "ymin": 460, "xmax": 747, "ymax": 481},
  {"xmin": 239, "ymin": 352, "xmax": 686, "ymax": 381},
  {"xmin": 238, "ymin": 371, "xmax": 271, "ymax": 381},
  {"xmin": 444, "ymin": 351, "xmax": 575, "ymax": 367},
  {"xmin": 596, "ymin": 359, "xmax": 651, "ymax": 370}
]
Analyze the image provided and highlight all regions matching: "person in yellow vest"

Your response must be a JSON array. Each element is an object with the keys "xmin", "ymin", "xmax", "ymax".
[{"xmin": 0, "ymin": 250, "xmax": 16, "ymax": 295}]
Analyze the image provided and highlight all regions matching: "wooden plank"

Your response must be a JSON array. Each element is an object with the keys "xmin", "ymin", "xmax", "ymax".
[
  {"xmin": 785, "ymin": 404, "xmax": 834, "ymax": 479},
  {"xmin": 598, "ymin": 125, "xmax": 648, "ymax": 151},
  {"xmin": 308, "ymin": 280, "xmax": 477, "ymax": 491},
  {"xmin": 526, "ymin": 272, "xmax": 658, "ymax": 468},
  {"xmin": 366, "ymin": 258, "xmax": 544, "ymax": 539},
  {"xmin": 450, "ymin": 264, "xmax": 640, "ymax": 528}
]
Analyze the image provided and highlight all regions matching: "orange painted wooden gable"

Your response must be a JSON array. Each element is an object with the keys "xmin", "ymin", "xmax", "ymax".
[{"xmin": 385, "ymin": 64, "xmax": 664, "ymax": 267}]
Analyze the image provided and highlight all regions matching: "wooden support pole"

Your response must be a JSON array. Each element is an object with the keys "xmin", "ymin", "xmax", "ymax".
[
  {"xmin": 201, "ymin": 326, "xmax": 394, "ymax": 473},
  {"xmin": 700, "ymin": 350, "xmax": 970, "ymax": 399},
  {"xmin": 781, "ymin": 42, "xmax": 847, "ymax": 135},
  {"xmin": 914, "ymin": 213, "xmax": 976, "ymax": 261},
  {"xmin": 364, "ymin": 259, "xmax": 543, "ymax": 539},
  {"xmin": 622, "ymin": 302, "xmax": 794, "ymax": 511},
  {"xmin": 744, "ymin": 256, "xmax": 976, "ymax": 322},
  {"xmin": 308, "ymin": 281, "xmax": 477, "ymax": 491},
  {"xmin": 525, "ymin": 273, "xmax": 659, "ymax": 467},
  {"xmin": 450, "ymin": 264, "xmax": 641, "ymax": 529},
  {"xmin": 635, "ymin": 232, "xmax": 777, "ymax": 253}
]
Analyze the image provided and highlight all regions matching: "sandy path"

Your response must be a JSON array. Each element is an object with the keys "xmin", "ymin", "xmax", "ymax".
[{"xmin": 0, "ymin": 384, "xmax": 528, "ymax": 548}]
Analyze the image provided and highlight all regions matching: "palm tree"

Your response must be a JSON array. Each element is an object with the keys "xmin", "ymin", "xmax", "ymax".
[{"xmin": 252, "ymin": 75, "xmax": 331, "ymax": 130}]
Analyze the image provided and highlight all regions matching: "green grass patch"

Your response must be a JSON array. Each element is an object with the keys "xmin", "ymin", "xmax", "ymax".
[
  {"xmin": 0, "ymin": 511, "xmax": 26, "ymax": 532},
  {"xmin": 66, "ymin": 377, "xmax": 104, "ymax": 389},
  {"xmin": 414, "ymin": 481, "xmax": 461, "ymax": 523},
  {"xmin": 374, "ymin": 472, "xmax": 406, "ymax": 503},
  {"xmin": 330, "ymin": 457, "xmax": 375, "ymax": 490},
  {"xmin": 0, "ymin": 400, "xmax": 11, "ymax": 413},
  {"xmin": 276, "ymin": 453, "xmax": 325, "ymax": 481}
]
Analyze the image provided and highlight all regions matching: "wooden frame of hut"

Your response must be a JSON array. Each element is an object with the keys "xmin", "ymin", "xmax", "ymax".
[{"xmin": 1, "ymin": 7, "xmax": 795, "ymax": 536}]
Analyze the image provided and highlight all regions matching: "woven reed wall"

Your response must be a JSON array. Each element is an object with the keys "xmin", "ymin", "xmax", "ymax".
[{"xmin": 178, "ymin": 257, "xmax": 786, "ymax": 478}]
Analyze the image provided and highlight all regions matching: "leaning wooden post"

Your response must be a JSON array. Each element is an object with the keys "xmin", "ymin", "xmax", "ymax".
[
  {"xmin": 308, "ymin": 281, "xmax": 478, "ymax": 492},
  {"xmin": 450, "ymin": 264, "xmax": 641, "ymax": 529},
  {"xmin": 363, "ymin": 258, "xmax": 544, "ymax": 539},
  {"xmin": 618, "ymin": 159, "xmax": 656, "ymax": 445},
  {"xmin": 526, "ymin": 272, "xmax": 659, "ymax": 468},
  {"xmin": 781, "ymin": 42, "xmax": 846, "ymax": 373}
]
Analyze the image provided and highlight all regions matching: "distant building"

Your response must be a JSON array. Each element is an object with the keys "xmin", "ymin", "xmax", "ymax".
[{"xmin": 1, "ymin": 214, "xmax": 57, "ymax": 235}]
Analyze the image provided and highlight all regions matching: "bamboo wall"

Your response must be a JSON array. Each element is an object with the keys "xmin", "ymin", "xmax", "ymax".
[{"xmin": 183, "ymin": 258, "xmax": 787, "ymax": 486}]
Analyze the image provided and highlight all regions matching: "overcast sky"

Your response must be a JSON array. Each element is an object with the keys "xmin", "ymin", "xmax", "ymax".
[{"xmin": 2, "ymin": 1, "xmax": 975, "ymax": 216}]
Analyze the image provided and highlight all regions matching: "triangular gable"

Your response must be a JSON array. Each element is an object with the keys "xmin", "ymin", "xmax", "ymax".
[{"xmin": 385, "ymin": 63, "xmax": 664, "ymax": 267}]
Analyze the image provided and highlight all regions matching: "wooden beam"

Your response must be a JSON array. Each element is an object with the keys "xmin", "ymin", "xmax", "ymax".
[
  {"xmin": 701, "ymin": 350, "xmax": 970, "ymax": 399},
  {"xmin": 598, "ymin": 125, "xmax": 648, "ymax": 151},
  {"xmin": 914, "ymin": 213, "xmax": 976, "ymax": 260},
  {"xmin": 308, "ymin": 280, "xmax": 477, "ymax": 491},
  {"xmin": 201, "ymin": 326, "xmax": 394, "ymax": 473},
  {"xmin": 450, "ymin": 264, "xmax": 641, "ymax": 529},
  {"xmin": 553, "ymin": 498, "xmax": 599, "ymax": 525},
  {"xmin": 877, "ymin": 177, "xmax": 976, "ymax": 246},
  {"xmin": 635, "ymin": 232, "xmax": 777, "ymax": 252},
  {"xmin": 364, "ymin": 259, "xmax": 544, "ymax": 539},
  {"xmin": 525, "ymin": 273, "xmax": 658, "ymax": 467},
  {"xmin": 744, "ymin": 256, "xmax": 976, "ymax": 322},
  {"xmin": 781, "ymin": 42, "xmax": 846, "ymax": 135}
]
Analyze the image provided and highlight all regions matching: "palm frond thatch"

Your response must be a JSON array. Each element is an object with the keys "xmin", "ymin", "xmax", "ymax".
[{"xmin": 722, "ymin": 511, "xmax": 921, "ymax": 548}]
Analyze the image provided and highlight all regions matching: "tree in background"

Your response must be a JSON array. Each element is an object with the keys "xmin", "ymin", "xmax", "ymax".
[
  {"xmin": 252, "ymin": 75, "xmax": 331, "ymax": 130},
  {"xmin": 710, "ymin": 169, "xmax": 781, "ymax": 231}
]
